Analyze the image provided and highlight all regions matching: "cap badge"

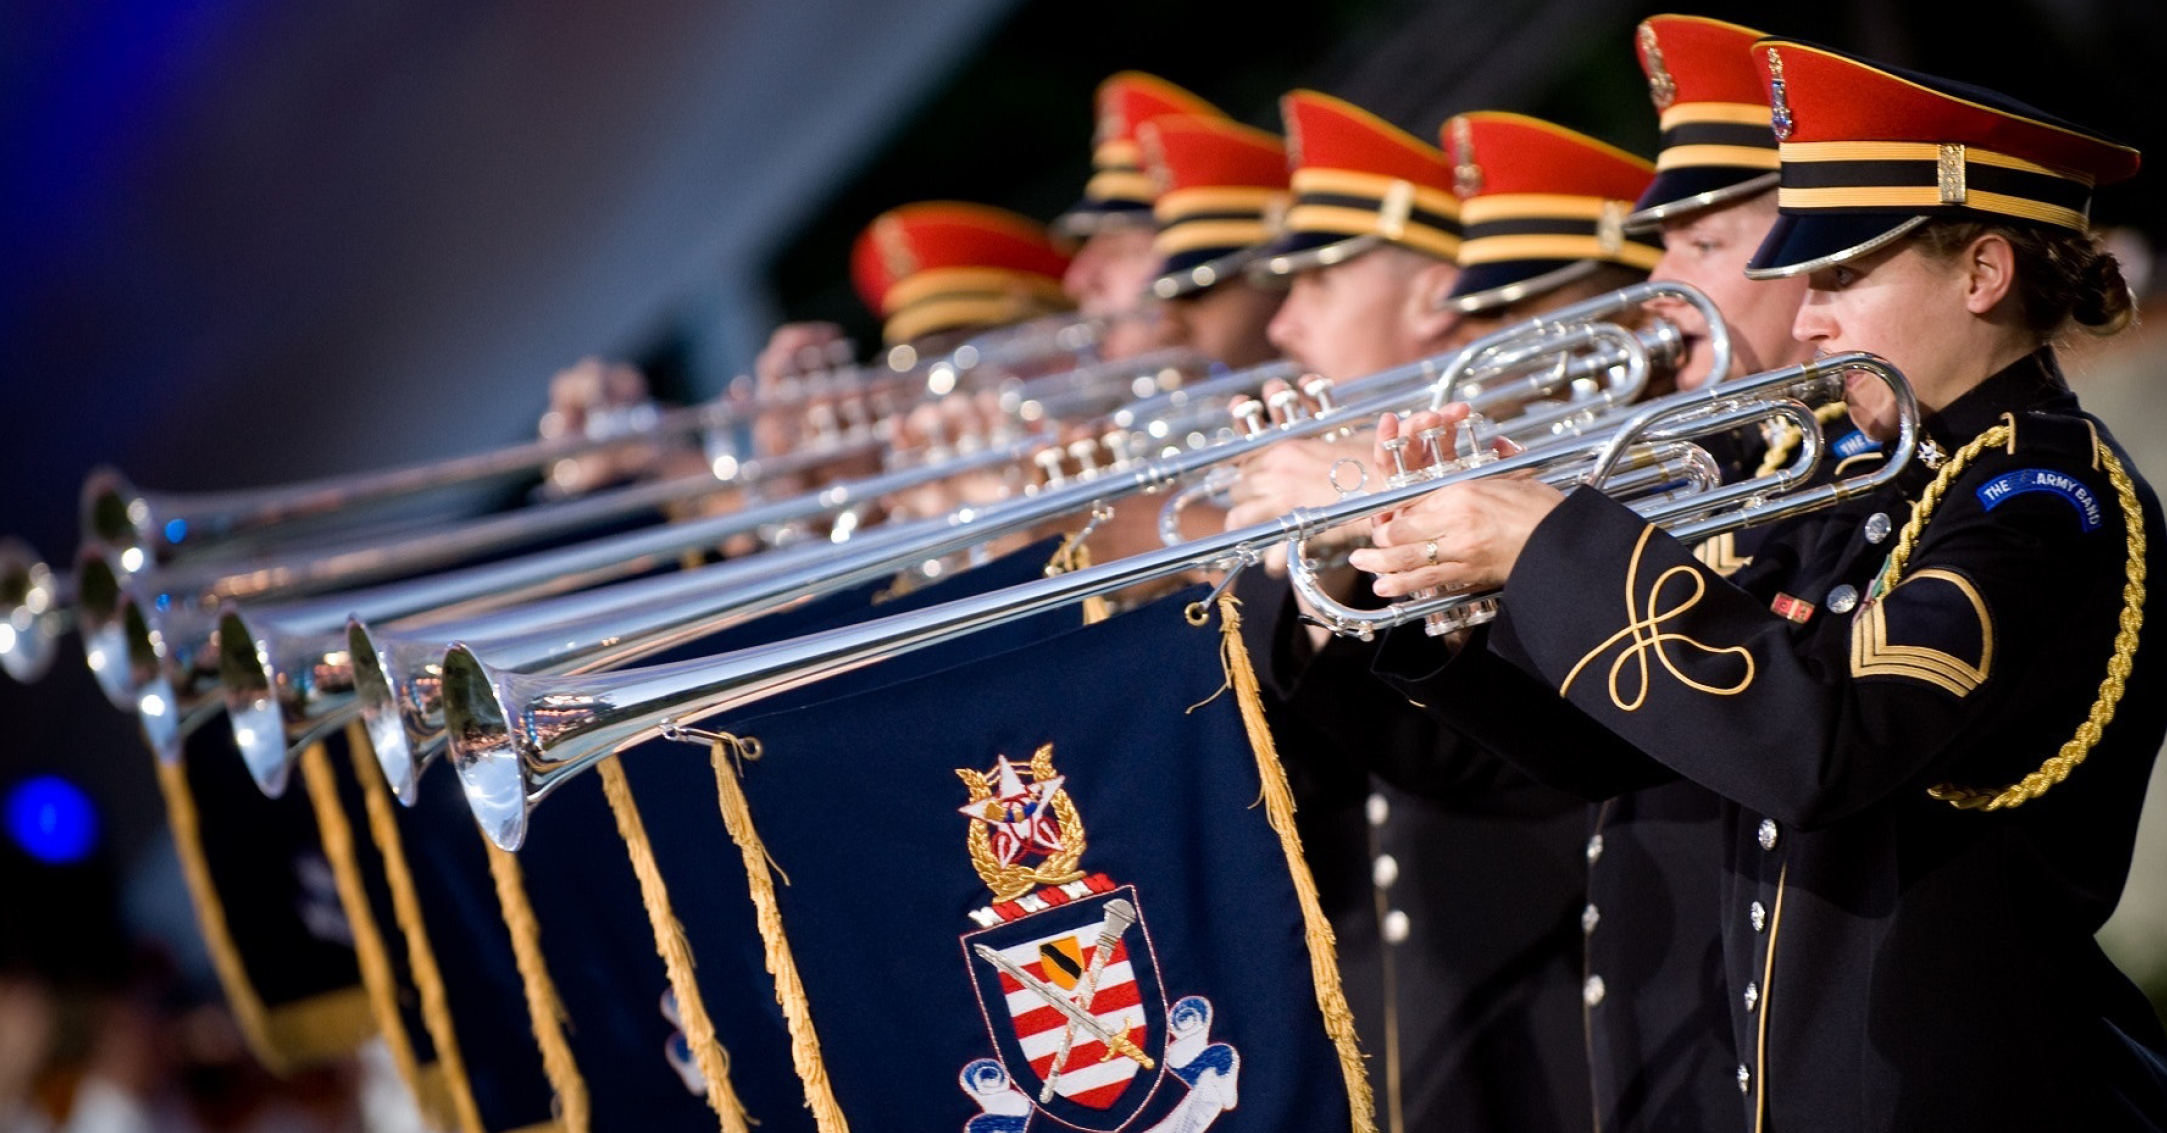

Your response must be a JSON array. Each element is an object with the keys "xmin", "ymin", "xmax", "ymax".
[
  {"xmin": 1450, "ymin": 118, "xmax": 1482, "ymax": 199},
  {"xmin": 1766, "ymin": 48, "xmax": 1794, "ymax": 141},
  {"xmin": 1379, "ymin": 179, "xmax": 1414, "ymax": 240},
  {"xmin": 1597, "ymin": 200, "xmax": 1626, "ymax": 255},
  {"xmin": 1937, "ymin": 144, "xmax": 1968, "ymax": 205},
  {"xmin": 873, "ymin": 215, "xmax": 919, "ymax": 284},
  {"xmin": 1639, "ymin": 24, "xmax": 1676, "ymax": 111}
]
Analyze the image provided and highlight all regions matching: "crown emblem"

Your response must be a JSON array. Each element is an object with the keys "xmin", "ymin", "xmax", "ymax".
[
  {"xmin": 873, "ymin": 216, "xmax": 918, "ymax": 285},
  {"xmin": 1767, "ymin": 48, "xmax": 1794, "ymax": 142},
  {"xmin": 1450, "ymin": 118, "xmax": 1483, "ymax": 199},
  {"xmin": 1640, "ymin": 24, "xmax": 1676, "ymax": 110}
]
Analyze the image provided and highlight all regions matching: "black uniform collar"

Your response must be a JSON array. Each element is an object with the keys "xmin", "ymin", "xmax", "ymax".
[{"xmin": 1914, "ymin": 346, "xmax": 2072, "ymax": 451}]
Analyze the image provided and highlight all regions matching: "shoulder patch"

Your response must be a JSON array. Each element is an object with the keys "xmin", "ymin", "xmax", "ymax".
[
  {"xmin": 1832, "ymin": 430, "xmax": 1877, "ymax": 459},
  {"xmin": 1850, "ymin": 567, "xmax": 1993, "ymax": 697},
  {"xmin": 1975, "ymin": 468, "xmax": 2104, "ymax": 532}
]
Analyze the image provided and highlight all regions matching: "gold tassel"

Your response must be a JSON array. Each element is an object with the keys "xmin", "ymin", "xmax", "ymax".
[
  {"xmin": 153, "ymin": 751, "xmax": 375, "ymax": 1076},
  {"xmin": 354, "ymin": 746, "xmax": 489, "ymax": 1133},
  {"xmin": 1200, "ymin": 594, "xmax": 1378, "ymax": 1133},
  {"xmin": 1048, "ymin": 530, "xmax": 1112, "ymax": 625},
  {"xmin": 709, "ymin": 736, "xmax": 851, "ymax": 1132},
  {"xmin": 596, "ymin": 758, "xmax": 755, "ymax": 1133},
  {"xmin": 298, "ymin": 733, "xmax": 444, "ymax": 1128},
  {"xmin": 484, "ymin": 842, "xmax": 591, "ymax": 1133}
]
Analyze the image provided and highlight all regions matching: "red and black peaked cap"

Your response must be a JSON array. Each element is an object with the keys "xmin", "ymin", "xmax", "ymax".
[
  {"xmin": 1626, "ymin": 14, "xmax": 1782, "ymax": 229},
  {"xmin": 1744, "ymin": 38, "xmax": 2140, "ymax": 278}
]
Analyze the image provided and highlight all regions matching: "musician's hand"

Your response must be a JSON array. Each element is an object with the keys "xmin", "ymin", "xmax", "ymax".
[
  {"xmin": 539, "ymin": 357, "xmax": 657, "ymax": 496},
  {"xmin": 1222, "ymin": 432, "xmax": 1370, "ymax": 575},
  {"xmin": 1351, "ymin": 475, "xmax": 1563, "ymax": 596},
  {"xmin": 753, "ymin": 322, "xmax": 850, "ymax": 389}
]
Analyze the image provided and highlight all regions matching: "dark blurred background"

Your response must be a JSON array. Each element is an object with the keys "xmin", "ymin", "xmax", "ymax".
[{"xmin": 2, "ymin": 0, "xmax": 2163, "ymax": 1079}]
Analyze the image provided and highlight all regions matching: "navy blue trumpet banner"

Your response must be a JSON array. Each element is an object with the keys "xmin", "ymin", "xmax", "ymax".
[
  {"xmin": 587, "ymin": 534, "xmax": 1085, "ymax": 1131},
  {"xmin": 688, "ymin": 586, "xmax": 1371, "ymax": 1132},
  {"xmin": 152, "ymin": 720, "xmax": 376, "ymax": 1074},
  {"xmin": 295, "ymin": 722, "xmax": 459, "ymax": 1129}
]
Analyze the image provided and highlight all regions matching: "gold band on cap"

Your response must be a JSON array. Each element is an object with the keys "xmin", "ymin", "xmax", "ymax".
[
  {"xmin": 1459, "ymin": 233, "xmax": 1663, "ymax": 270},
  {"xmin": 1085, "ymin": 169, "xmax": 1157, "ymax": 205},
  {"xmin": 1779, "ymin": 140, "xmax": 2087, "ymax": 182},
  {"xmin": 881, "ymin": 267, "xmax": 1062, "ymax": 316},
  {"xmin": 1657, "ymin": 144, "xmax": 1782, "ymax": 172},
  {"xmin": 1657, "ymin": 101, "xmax": 1777, "ymax": 130},
  {"xmin": 1155, "ymin": 219, "xmax": 1275, "ymax": 258},
  {"xmin": 1775, "ymin": 139, "xmax": 2094, "ymax": 231}
]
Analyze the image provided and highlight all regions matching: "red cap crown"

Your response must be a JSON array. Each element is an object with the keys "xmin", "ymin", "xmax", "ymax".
[
  {"xmin": 1141, "ymin": 116, "xmax": 1288, "ymax": 197},
  {"xmin": 1282, "ymin": 90, "xmax": 1451, "ymax": 190},
  {"xmin": 1445, "ymin": 112, "xmax": 1656, "ymax": 206},
  {"xmin": 1637, "ymin": 15, "xmax": 1771, "ymax": 112},
  {"xmin": 849, "ymin": 203, "xmax": 1072, "ymax": 345},
  {"xmin": 1095, "ymin": 72, "xmax": 1226, "ymax": 157}
]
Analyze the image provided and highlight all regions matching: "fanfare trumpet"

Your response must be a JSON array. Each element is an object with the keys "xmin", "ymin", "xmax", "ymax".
[
  {"xmin": 331, "ymin": 288, "xmax": 1708, "ymax": 806},
  {"xmin": 79, "ymin": 310, "xmax": 1118, "ymax": 568},
  {"xmin": 0, "ymin": 540, "xmax": 71, "ymax": 683},
  {"xmin": 438, "ymin": 351, "xmax": 1912, "ymax": 852}
]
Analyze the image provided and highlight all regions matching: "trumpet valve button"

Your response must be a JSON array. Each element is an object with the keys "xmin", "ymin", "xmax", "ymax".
[
  {"xmin": 1232, "ymin": 399, "xmax": 1266, "ymax": 437},
  {"xmin": 1267, "ymin": 388, "xmax": 1303, "ymax": 424},
  {"xmin": 1382, "ymin": 436, "xmax": 1411, "ymax": 478},
  {"xmin": 1301, "ymin": 376, "xmax": 1336, "ymax": 412},
  {"xmin": 1416, "ymin": 426, "xmax": 1448, "ymax": 468}
]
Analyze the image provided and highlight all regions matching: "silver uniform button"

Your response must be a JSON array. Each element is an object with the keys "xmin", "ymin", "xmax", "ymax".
[
  {"xmin": 1864, "ymin": 511, "xmax": 1892, "ymax": 544},
  {"xmin": 1758, "ymin": 818, "xmax": 1780, "ymax": 851},
  {"xmin": 1382, "ymin": 909, "xmax": 1410, "ymax": 944},
  {"xmin": 1826, "ymin": 584, "xmax": 1859, "ymax": 615},
  {"xmin": 1367, "ymin": 792, "xmax": 1390, "ymax": 828},
  {"xmin": 1582, "ymin": 904, "xmax": 1601, "ymax": 935},
  {"xmin": 1586, "ymin": 833, "xmax": 1605, "ymax": 865},
  {"xmin": 1584, "ymin": 975, "xmax": 1607, "ymax": 1007},
  {"xmin": 1737, "ymin": 1064, "xmax": 1752, "ymax": 1094},
  {"xmin": 1750, "ymin": 900, "xmax": 1768, "ymax": 933},
  {"xmin": 1743, "ymin": 981, "xmax": 1760, "ymax": 1013},
  {"xmin": 1372, "ymin": 854, "xmax": 1400, "ymax": 890}
]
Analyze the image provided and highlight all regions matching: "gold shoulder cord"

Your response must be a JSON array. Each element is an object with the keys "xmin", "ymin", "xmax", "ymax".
[{"xmin": 1875, "ymin": 420, "xmax": 2148, "ymax": 809}]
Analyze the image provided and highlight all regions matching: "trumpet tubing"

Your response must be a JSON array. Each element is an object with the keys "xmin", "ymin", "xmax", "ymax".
[{"xmin": 440, "ymin": 350, "xmax": 1907, "ymax": 851}]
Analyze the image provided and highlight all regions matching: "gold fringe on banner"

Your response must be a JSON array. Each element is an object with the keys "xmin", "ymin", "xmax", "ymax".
[
  {"xmin": 297, "ymin": 733, "xmax": 449, "ymax": 1128},
  {"xmin": 484, "ymin": 843, "xmax": 592, "ymax": 1133},
  {"xmin": 596, "ymin": 758, "xmax": 754, "ymax": 1133},
  {"xmin": 709, "ymin": 736, "xmax": 851, "ymax": 1133},
  {"xmin": 1189, "ymin": 593, "xmax": 1378, "ymax": 1133},
  {"xmin": 1047, "ymin": 531, "xmax": 1113, "ymax": 626},
  {"xmin": 152, "ymin": 752, "xmax": 375, "ymax": 1076},
  {"xmin": 353, "ymin": 749, "xmax": 490, "ymax": 1133}
]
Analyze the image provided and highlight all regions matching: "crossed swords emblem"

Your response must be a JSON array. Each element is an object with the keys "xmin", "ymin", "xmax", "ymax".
[{"xmin": 972, "ymin": 897, "xmax": 1153, "ymax": 1102}]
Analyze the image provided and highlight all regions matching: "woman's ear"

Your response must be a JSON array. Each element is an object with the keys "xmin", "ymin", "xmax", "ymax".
[{"xmin": 1961, "ymin": 232, "xmax": 2017, "ymax": 316}]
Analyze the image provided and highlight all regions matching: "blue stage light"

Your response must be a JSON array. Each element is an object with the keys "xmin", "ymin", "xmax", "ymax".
[{"xmin": 5, "ymin": 775, "xmax": 99, "ymax": 864}]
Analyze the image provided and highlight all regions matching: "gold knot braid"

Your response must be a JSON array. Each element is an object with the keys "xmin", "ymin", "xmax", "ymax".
[{"xmin": 1876, "ymin": 421, "xmax": 2149, "ymax": 810}]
